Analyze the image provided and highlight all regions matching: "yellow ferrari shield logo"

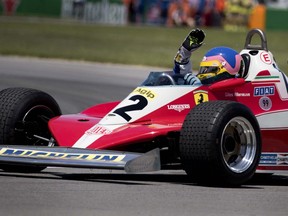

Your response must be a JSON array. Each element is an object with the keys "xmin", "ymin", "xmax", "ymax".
[{"xmin": 194, "ymin": 90, "xmax": 209, "ymax": 105}]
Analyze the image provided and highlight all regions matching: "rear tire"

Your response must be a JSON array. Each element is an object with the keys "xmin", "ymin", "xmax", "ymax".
[
  {"xmin": 0, "ymin": 87, "xmax": 61, "ymax": 172},
  {"xmin": 179, "ymin": 101, "xmax": 261, "ymax": 186}
]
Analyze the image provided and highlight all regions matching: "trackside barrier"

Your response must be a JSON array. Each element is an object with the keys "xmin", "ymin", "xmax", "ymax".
[
  {"xmin": 0, "ymin": 0, "xmax": 126, "ymax": 25},
  {"xmin": 1, "ymin": 0, "xmax": 288, "ymax": 30}
]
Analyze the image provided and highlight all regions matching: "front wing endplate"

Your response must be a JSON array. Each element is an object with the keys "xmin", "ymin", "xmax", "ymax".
[{"xmin": 0, "ymin": 146, "xmax": 160, "ymax": 173}]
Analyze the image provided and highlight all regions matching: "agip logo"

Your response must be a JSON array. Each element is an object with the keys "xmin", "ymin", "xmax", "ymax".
[
  {"xmin": 1, "ymin": 0, "xmax": 20, "ymax": 15},
  {"xmin": 133, "ymin": 87, "xmax": 156, "ymax": 100}
]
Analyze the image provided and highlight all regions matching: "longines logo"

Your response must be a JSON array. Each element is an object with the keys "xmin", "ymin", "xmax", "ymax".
[{"xmin": 167, "ymin": 104, "xmax": 190, "ymax": 112}]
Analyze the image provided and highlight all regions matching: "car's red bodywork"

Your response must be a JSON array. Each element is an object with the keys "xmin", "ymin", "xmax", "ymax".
[
  {"xmin": 0, "ymin": 29, "xmax": 287, "ymax": 185},
  {"xmin": 49, "ymin": 47, "xmax": 288, "ymax": 173}
]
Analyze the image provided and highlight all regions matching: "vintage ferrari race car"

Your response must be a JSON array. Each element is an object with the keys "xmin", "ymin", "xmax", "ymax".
[{"xmin": 0, "ymin": 29, "xmax": 287, "ymax": 186}]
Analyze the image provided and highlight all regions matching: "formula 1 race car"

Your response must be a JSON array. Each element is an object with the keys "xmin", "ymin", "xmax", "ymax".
[{"xmin": 0, "ymin": 29, "xmax": 287, "ymax": 186}]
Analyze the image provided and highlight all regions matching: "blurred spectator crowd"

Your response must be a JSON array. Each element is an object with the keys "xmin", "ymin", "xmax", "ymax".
[{"xmin": 123, "ymin": 0, "xmax": 261, "ymax": 28}]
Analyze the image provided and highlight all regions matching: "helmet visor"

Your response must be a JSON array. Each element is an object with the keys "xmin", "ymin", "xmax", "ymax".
[
  {"xmin": 198, "ymin": 66, "xmax": 219, "ymax": 74},
  {"xmin": 197, "ymin": 60, "xmax": 222, "ymax": 80}
]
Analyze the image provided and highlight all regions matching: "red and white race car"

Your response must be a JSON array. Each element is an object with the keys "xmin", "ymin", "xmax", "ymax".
[{"xmin": 0, "ymin": 29, "xmax": 287, "ymax": 186}]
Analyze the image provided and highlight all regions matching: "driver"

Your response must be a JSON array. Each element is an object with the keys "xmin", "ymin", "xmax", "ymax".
[{"xmin": 174, "ymin": 29, "xmax": 244, "ymax": 85}]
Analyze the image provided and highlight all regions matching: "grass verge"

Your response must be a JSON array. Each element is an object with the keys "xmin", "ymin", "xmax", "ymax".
[{"xmin": 0, "ymin": 17, "xmax": 287, "ymax": 72}]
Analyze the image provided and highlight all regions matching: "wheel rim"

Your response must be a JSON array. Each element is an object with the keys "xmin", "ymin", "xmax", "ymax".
[
  {"xmin": 221, "ymin": 117, "xmax": 257, "ymax": 173},
  {"xmin": 15, "ymin": 105, "xmax": 56, "ymax": 146}
]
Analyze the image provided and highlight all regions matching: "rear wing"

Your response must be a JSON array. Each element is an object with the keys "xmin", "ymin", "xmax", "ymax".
[{"xmin": 0, "ymin": 146, "xmax": 160, "ymax": 173}]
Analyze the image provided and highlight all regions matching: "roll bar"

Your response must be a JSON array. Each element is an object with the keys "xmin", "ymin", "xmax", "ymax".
[{"xmin": 244, "ymin": 28, "xmax": 268, "ymax": 51}]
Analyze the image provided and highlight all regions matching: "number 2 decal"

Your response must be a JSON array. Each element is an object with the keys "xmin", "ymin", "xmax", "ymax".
[{"xmin": 113, "ymin": 95, "xmax": 148, "ymax": 122}]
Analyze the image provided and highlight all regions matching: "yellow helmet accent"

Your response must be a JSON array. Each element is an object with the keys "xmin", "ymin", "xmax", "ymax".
[{"xmin": 197, "ymin": 60, "xmax": 227, "ymax": 81}]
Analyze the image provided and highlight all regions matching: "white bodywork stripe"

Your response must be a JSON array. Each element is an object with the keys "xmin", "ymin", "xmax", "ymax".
[
  {"xmin": 257, "ymin": 110, "xmax": 288, "ymax": 129},
  {"xmin": 73, "ymin": 86, "xmax": 195, "ymax": 148}
]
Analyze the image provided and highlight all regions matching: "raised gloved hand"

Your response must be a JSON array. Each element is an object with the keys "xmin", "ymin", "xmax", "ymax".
[
  {"xmin": 174, "ymin": 29, "xmax": 205, "ymax": 65},
  {"xmin": 182, "ymin": 28, "xmax": 205, "ymax": 52},
  {"xmin": 184, "ymin": 73, "xmax": 201, "ymax": 85}
]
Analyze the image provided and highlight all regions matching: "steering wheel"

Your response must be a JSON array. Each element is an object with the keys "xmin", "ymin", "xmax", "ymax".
[{"xmin": 154, "ymin": 73, "xmax": 176, "ymax": 86}]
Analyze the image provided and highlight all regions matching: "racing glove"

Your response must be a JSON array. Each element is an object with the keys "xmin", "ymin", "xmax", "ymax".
[
  {"xmin": 174, "ymin": 29, "xmax": 206, "ymax": 65},
  {"xmin": 184, "ymin": 73, "xmax": 201, "ymax": 85},
  {"xmin": 182, "ymin": 28, "xmax": 205, "ymax": 52}
]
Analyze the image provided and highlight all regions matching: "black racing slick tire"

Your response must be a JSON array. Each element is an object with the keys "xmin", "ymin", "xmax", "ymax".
[
  {"xmin": 0, "ymin": 87, "xmax": 61, "ymax": 172},
  {"xmin": 179, "ymin": 101, "xmax": 262, "ymax": 186}
]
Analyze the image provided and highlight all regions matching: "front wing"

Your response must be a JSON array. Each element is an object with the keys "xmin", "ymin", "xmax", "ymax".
[{"xmin": 0, "ymin": 146, "xmax": 160, "ymax": 173}]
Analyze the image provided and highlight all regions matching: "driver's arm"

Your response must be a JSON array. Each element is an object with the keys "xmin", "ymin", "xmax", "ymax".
[
  {"xmin": 184, "ymin": 73, "xmax": 201, "ymax": 85},
  {"xmin": 173, "ymin": 29, "xmax": 205, "ymax": 74}
]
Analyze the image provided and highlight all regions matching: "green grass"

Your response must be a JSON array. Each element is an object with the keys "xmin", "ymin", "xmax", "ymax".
[{"xmin": 0, "ymin": 17, "xmax": 287, "ymax": 72}]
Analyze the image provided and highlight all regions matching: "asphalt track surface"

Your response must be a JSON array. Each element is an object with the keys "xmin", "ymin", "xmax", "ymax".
[{"xmin": 0, "ymin": 56, "xmax": 288, "ymax": 216}]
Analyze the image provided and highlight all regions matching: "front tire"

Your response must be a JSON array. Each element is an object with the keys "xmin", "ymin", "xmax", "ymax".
[
  {"xmin": 0, "ymin": 87, "xmax": 61, "ymax": 172},
  {"xmin": 179, "ymin": 101, "xmax": 261, "ymax": 186}
]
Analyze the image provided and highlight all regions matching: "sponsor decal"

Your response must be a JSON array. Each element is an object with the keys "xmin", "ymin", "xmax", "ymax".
[
  {"xmin": 167, "ymin": 104, "xmax": 190, "ymax": 112},
  {"xmin": 85, "ymin": 125, "xmax": 112, "ymax": 135},
  {"xmin": 193, "ymin": 90, "xmax": 209, "ymax": 105},
  {"xmin": 260, "ymin": 153, "xmax": 288, "ymax": 165},
  {"xmin": 260, "ymin": 153, "xmax": 277, "ymax": 165},
  {"xmin": 133, "ymin": 87, "xmax": 156, "ymax": 99},
  {"xmin": 225, "ymin": 92, "xmax": 251, "ymax": 97},
  {"xmin": 61, "ymin": 0, "xmax": 126, "ymax": 25},
  {"xmin": 259, "ymin": 96, "xmax": 272, "ymax": 111},
  {"xmin": 234, "ymin": 92, "xmax": 250, "ymax": 97},
  {"xmin": 260, "ymin": 51, "xmax": 272, "ymax": 65},
  {"xmin": 0, "ymin": 148, "xmax": 126, "ymax": 162},
  {"xmin": 254, "ymin": 86, "xmax": 275, "ymax": 96}
]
